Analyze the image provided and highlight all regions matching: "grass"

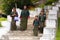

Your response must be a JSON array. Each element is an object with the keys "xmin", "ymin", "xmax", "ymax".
[
  {"xmin": 56, "ymin": 18, "xmax": 60, "ymax": 40},
  {"xmin": 0, "ymin": 17, "xmax": 7, "ymax": 21},
  {"xmin": 0, "ymin": 23, "xmax": 2, "ymax": 27},
  {"xmin": 0, "ymin": 17, "xmax": 7, "ymax": 27}
]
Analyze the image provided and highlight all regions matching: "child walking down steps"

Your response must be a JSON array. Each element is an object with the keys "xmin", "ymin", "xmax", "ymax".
[{"xmin": 33, "ymin": 16, "xmax": 39, "ymax": 36}]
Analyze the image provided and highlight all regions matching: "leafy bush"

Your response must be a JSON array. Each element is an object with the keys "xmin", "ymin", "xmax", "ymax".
[
  {"xmin": 45, "ymin": 0, "xmax": 58, "ymax": 5},
  {"xmin": 0, "ymin": 23, "xmax": 2, "ymax": 27},
  {"xmin": 1, "ymin": 0, "xmax": 33, "ymax": 15},
  {"xmin": 56, "ymin": 18, "xmax": 60, "ymax": 40},
  {"xmin": 39, "ymin": 4, "xmax": 45, "ymax": 8},
  {"xmin": 0, "ymin": 17, "xmax": 7, "ymax": 27},
  {"xmin": 2, "ymin": 0, "xmax": 15, "ymax": 15},
  {"xmin": 0, "ymin": 17, "xmax": 7, "ymax": 21}
]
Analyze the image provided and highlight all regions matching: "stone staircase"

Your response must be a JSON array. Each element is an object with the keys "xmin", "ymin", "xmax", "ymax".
[
  {"xmin": 1, "ymin": 30, "xmax": 40, "ymax": 40},
  {"xmin": 40, "ymin": 6, "xmax": 58, "ymax": 40},
  {"xmin": 0, "ymin": 18, "xmax": 41, "ymax": 40}
]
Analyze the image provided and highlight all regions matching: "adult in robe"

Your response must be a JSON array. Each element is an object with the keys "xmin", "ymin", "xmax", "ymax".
[
  {"xmin": 20, "ymin": 5, "xmax": 30, "ymax": 31},
  {"xmin": 38, "ymin": 9, "xmax": 46, "ymax": 33},
  {"xmin": 41, "ymin": 9, "xmax": 46, "ymax": 27},
  {"xmin": 10, "ymin": 7, "xmax": 18, "ymax": 31}
]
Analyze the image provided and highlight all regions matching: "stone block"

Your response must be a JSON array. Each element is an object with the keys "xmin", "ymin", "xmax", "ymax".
[
  {"xmin": 52, "ymin": 6, "xmax": 59, "ymax": 11},
  {"xmin": 43, "ymin": 27, "xmax": 56, "ymax": 35},
  {"xmin": 46, "ymin": 20, "xmax": 56, "ymax": 27},
  {"xmin": 40, "ymin": 34, "xmax": 55, "ymax": 40},
  {"xmin": 47, "ymin": 14, "xmax": 57, "ymax": 20},
  {"xmin": 49, "ymin": 10, "xmax": 57, "ymax": 15}
]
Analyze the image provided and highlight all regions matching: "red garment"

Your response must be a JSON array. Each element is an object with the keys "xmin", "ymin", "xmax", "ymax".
[
  {"xmin": 20, "ymin": 16, "xmax": 22, "ymax": 20},
  {"xmin": 28, "ymin": 16, "xmax": 30, "ymax": 19}
]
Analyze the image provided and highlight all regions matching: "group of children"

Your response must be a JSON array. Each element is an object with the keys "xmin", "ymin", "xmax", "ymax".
[{"xmin": 33, "ymin": 9, "xmax": 46, "ymax": 36}]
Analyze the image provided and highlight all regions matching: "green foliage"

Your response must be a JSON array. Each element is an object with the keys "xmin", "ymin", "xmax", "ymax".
[
  {"xmin": 45, "ymin": 0, "xmax": 58, "ymax": 5},
  {"xmin": 56, "ymin": 18, "xmax": 60, "ymax": 40},
  {"xmin": 0, "ymin": 17, "xmax": 7, "ymax": 21},
  {"xmin": 1, "ymin": 0, "xmax": 15, "ymax": 15},
  {"xmin": 38, "ymin": 0, "xmax": 58, "ymax": 8},
  {"xmin": 39, "ymin": 4, "xmax": 45, "ymax": 8},
  {"xmin": 31, "ymin": 0, "xmax": 38, "ymax": 3},
  {"xmin": 0, "ymin": 17, "xmax": 7, "ymax": 27},
  {"xmin": 0, "ymin": 23, "xmax": 2, "ymax": 27},
  {"xmin": 17, "ymin": 0, "xmax": 33, "ymax": 9},
  {"xmin": 1, "ymin": 0, "xmax": 33, "ymax": 15}
]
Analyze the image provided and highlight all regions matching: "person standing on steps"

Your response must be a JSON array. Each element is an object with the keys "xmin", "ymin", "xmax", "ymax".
[
  {"xmin": 33, "ymin": 15, "xmax": 39, "ymax": 36},
  {"xmin": 42, "ymin": 9, "xmax": 47, "ymax": 27},
  {"xmin": 38, "ymin": 9, "xmax": 46, "ymax": 33},
  {"xmin": 20, "ymin": 5, "xmax": 30, "ymax": 31},
  {"xmin": 10, "ymin": 7, "xmax": 18, "ymax": 31}
]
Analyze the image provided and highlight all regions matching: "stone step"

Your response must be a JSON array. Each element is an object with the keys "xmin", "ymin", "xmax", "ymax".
[
  {"xmin": 40, "ymin": 34, "xmax": 55, "ymax": 40},
  {"xmin": 0, "ymin": 30, "xmax": 42, "ymax": 40},
  {"xmin": 27, "ymin": 25, "xmax": 34, "ymax": 30},
  {"xmin": 0, "ymin": 17, "xmax": 41, "ymax": 40},
  {"xmin": 5, "ymin": 30, "xmax": 41, "ymax": 36},
  {"xmin": 6, "ymin": 30, "xmax": 33, "ymax": 36},
  {"xmin": 28, "ymin": 18, "xmax": 34, "ymax": 24},
  {"xmin": 17, "ymin": 24, "xmax": 34, "ymax": 30},
  {"xmin": 1, "ymin": 36, "xmax": 40, "ymax": 40},
  {"xmin": 1, "ymin": 32, "xmax": 41, "ymax": 40}
]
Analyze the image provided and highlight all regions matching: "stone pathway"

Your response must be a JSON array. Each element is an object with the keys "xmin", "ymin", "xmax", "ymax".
[{"xmin": 0, "ymin": 18, "xmax": 41, "ymax": 40}]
